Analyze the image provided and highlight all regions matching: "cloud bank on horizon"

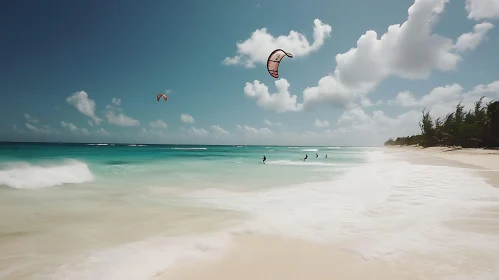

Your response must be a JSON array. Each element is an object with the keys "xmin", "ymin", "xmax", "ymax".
[{"xmin": 6, "ymin": 0, "xmax": 499, "ymax": 146}]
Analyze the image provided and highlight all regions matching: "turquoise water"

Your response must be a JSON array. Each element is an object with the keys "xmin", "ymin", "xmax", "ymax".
[
  {"xmin": 4, "ymin": 143, "xmax": 499, "ymax": 280},
  {"xmin": 0, "ymin": 143, "xmax": 367, "ymax": 190},
  {"xmin": 0, "ymin": 143, "xmax": 370, "ymax": 279}
]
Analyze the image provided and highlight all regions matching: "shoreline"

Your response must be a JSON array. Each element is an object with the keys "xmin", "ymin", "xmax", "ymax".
[
  {"xmin": 156, "ymin": 147, "xmax": 499, "ymax": 280},
  {"xmin": 380, "ymin": 146, "xmax": 499, "ymax": 187}
]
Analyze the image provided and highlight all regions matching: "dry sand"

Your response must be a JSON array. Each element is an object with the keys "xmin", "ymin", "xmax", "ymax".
[
  {"xmin": 155, "ymin": 146, "xmax": 499, "ymax": 280},
  {"xmin": 381, "ymin": 146, "xmax": 499, "ymax": 187},
  {"xmin": 157, "ymin": 235, "xmax": 440, "ymax": 280}
]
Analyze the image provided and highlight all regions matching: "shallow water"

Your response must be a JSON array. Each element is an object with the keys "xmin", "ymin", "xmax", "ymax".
[{"xmin": 1, "ymin": 143, "xmax": 498, "ymax": 279}]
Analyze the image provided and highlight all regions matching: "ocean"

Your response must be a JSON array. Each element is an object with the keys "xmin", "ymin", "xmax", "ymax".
[{"xmin": 1, "ymin": 143, "xmax": 499, "ymax": 280}]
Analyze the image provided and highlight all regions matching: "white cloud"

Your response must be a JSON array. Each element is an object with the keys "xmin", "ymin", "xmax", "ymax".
[
  {"xmin": 24, "ymin": 113, "xmax": 39, "ymax": 124},
  {"xmin": 242, "ymin": 0, "xmax": 494, "ymax": 112},
  {"xmin": 455, "ymin": 22, "xmax": 494, "ymax": 52},
  {"xmin": 149, "ymin": 119, "xmax": 168, "ymax": 129},
  {"xmin": 66, "ymin": 91, "xmax": 102, "ymax": 125},
  {"xmin": 25, "ymin": 123, "xmax": 51, "ymax": 134},
  {"xmin": 104, "ymin": 111, "xmax": 140, "ymax": 126},
  {"xmin": 186, "ymin": 127, "xmax": 209, "ymax": 137},
  {"xmin": 236, "ymin": 124, "xmax": 272, "ymax": 135},
  {"xmin": 140, "ymin": 128, "xmax": 166, "ymax": 137},
  {"xmin": 390, "ymin": 84, "xmax": 464, "ymax": 107},
  {"xmin": 389, "ymin": 80, "xmax": 499, "ymax": 120},
  {"xmin": 111, "ymin": 98, "xmax": 121, "ymax": 106},
  {"xmin": 302, "ymin": 0, "xmax": 467, "ymax": 109},
  {"xmin": 264, "ymin": 119, "xmax": 282, "ymax": 126},
  {"xmin": 96, "ymin": 128, "xmax": 109, "ymax": 135},
  {"xmin": 210, "ymin": 125, "xmax": 230, "ymax": 137},
  {"xmin": 244, "ymin": 79, "xmax": 303, "ymax": 112},
  {"xmin": 25, "ymin": 123, "xmax": 37, "ymax": 131},
  {"xmin": 60, "ymin": 121, "xmax": 78, "ymax": 132},
  {"xmin": 336, "ymin": 106, "xmax": 422, "ymax": 143},
  {"xmin": 360, "ymin": 96, "xmax": 383, "ymax": 107},
  {"xmin": 314, "ymin": 118, "xmax": 329, "ymax": 127},
  {"xmin": 223, "ymin": 19, "xmax": 332, "ymax": 68},
  {"xmin": 465, "ymin": 0, "xmax": 499, "ymax": 20},
  {"xmin": 88, "ymin": 120, "xmax": 94, "ymax": 127},
  {"xmin": 468, "ymin": 80, "xmax": 499, "ymax": 95},
  {"xmin": 60, "ymin": 121, "xmax": 90, "ymax": 134},
  {"xmin": 180, "ymin": 113, "xmax": 195, "ymax": 123}
]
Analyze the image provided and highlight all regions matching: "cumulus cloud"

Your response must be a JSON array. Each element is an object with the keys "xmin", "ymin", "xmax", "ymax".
[
  {"xmin": 104, "ymin": 111, "xmax": 140, "ymax": 126},
  {"xmin": 336, "ymin": 105, "xmax": 422, "ymax": 143},
  {"xmin": 60, "ymin": 121, "xmax": 90, "ymax": 134},
  {"xmin": 24, "ymin": 123, "xmax": 51, "ymax": 134},
  {"xmin": 455, "ymin": 22, "xmax": 494, "ymax": 52},
  {"xmin": 210, "ymin": 125, "xmax": 230, "ymax": 137},
  {"xmin": 244, "ymin": 79, "xmax": 303, "ymax": 112},
  {"xmin": 88, "ymin": 120, "xmax": 94, "ymax": 127},
  {"xmin": 389, "ymin": 80, "xmax": 499, "ymax": 119},
  {"xmin": 111, "ymin": 98, "xmax": 121, "ymax": 106},
  {"xmin": 223, "ymin": 19, "xmax": 332, "ymax": 67},
  {"xmin": 186, "ymin": 127, "xmax": 209, "ymax": 137},
  {"xmin": 245, "ymin": 0, "xmax": 493, "ymax": 112},
  {"xmin": 465, "ymin": 0, "xmax": 499, "ymax": 20},
  {"xmin": 24, "ymin": 113, "xmax": 39, "ymax": 124},
  {"xmin": 390, "ymin": 84, "xmax": 464, "ymax": 107},
  {"xmin": 60, "ymin": 121, "xmax": 78, "ymax": 132},
  {"xmin": 468, "ymin": 80, "xmax": 499, "ymax": 95},
  {"xmin": 66, "ymin": 91, "xmax": 102, "ymax": 125},
  {"xmin": 314, "ymin": 118, "xmax": 329, "ymax": 127},
  {"xmin": 140, "ymin": 128, "xmax": 166, "ymax": 137},
  {"xmin": 149, "ymin": 119, "xmax": 168, "ymax": 129},
  {"xmin": 303, "ymin": 0, "xmax": 466, "ymax": 108},
  {"xmin": 96, "ymin": 128, "xmax": 109, "ymax": 135},
  {"xmin": 264, "ymin": 119, "xmax": 282, "ymax": 126},
  {"xmin": 236, "ymin": 124, "xmax": 272, "ymax": 135},
  {"xmin": 180, "ymin": 113, "xmax": 195, "ymax": 123}
]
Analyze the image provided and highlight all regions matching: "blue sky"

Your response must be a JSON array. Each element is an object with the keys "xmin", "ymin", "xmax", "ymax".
[{"xmin": 1, "ymin": 0, "xmax": 498, "ymax": 145}]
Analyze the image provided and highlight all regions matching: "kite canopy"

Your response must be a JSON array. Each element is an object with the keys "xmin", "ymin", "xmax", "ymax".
[
  {"xmin": 157, "ymin": 94, "xmax": 168, "ymax": 101},
  {"xmin": 267, "ymin": 49, "xmax": 293, "ymax": 78}
]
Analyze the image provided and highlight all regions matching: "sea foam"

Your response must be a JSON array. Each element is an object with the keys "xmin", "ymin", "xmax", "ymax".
[
  {"xmin": 0, "ymin": 159, "xmax": 94, "ymax": 189},
  {"xmin": 185, "ymin": 151, "xmax": 499, "ymax": 264},
  {"xmin": 48, "ymin": 151, "xmax": 499, "ymax": 280}
]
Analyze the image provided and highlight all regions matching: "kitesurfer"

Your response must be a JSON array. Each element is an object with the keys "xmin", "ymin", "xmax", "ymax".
[
  {"xmin": 303, "ymin": 154, "xmax": 308, "ymax": 161},
  {"xmin": 315, "ymin": 153, "xmax": 318, "ymax": 158},
  {"xmin": 325, "ymin": 154, "xmax": 328, "ymax": 158},
  {"xmin": 262, "ymin": 155, "xmax": 267, "ymax": 164}
]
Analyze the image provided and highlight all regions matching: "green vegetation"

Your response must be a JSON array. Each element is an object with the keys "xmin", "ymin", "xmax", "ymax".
[{"xmin": 385, "ymin": 97, "xmax": 499, "ymax": 148}]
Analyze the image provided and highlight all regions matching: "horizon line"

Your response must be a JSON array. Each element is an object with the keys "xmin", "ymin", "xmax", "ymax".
[{"xmin": 0, "ymin": 140, "xmax": 381, "ymax": 147}]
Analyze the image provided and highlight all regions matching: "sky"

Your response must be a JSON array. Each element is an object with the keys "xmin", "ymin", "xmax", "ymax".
[{"xmin": 1, "ymin": 0, "xmax": 499, "ymax": 146}]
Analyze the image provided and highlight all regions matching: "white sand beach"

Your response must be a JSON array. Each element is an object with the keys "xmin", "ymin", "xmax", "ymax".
[{"xmin": 156, "ymin": 146, "xmax": 499, "ymax": 280}]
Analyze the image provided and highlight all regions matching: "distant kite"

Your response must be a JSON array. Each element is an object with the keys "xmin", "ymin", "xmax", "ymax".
[
  {"xmin": 157, "ymin": 94, "xmax": 168, "ymax": 101},
  {"xmin": 267, "ymin": 49, "xmax": 293, "ymax": 78}
]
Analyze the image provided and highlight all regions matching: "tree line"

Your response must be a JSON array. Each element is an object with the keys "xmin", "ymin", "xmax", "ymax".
[{"xmin": 384, "ymin": 97, "xmax": 499, "ymax": 148}]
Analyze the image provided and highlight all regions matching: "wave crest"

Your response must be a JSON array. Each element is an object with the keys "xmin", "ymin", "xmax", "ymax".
[{"xmin": 0, "ymin": 160, "xmax": 94, "ymax": 189}]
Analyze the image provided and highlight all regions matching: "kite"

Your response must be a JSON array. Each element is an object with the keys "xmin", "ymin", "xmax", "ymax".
[
  {"xmin": 157, "ymin": 94, "xmax": 168, "ymax": 101},
  {"xmin": 267, "ymin": 49, "xmax": 293, "ymax": 78}
]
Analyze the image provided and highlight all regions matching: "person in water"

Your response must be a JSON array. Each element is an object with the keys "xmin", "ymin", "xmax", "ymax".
[
  {"xmin": 262, "ymin": 155, "xmax": 266, "ymax": 164},
  {"xmin": 303, "ymin": 154, "xmax": 308, "ymax": 161},
  {"xmin": 315, "ymin": 153, "xmax": 318, "ymax": 158},
  {"xmin": 325, "ymin": 154, "xmax": 328, "ymax": 158}
]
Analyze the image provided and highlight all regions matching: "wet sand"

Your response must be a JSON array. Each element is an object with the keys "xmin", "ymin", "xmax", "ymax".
[{"xmin": 156, "ymin": 146, "xmax": 499, "ymax": 280}]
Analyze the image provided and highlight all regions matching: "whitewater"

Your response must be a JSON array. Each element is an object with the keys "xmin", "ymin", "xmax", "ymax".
[{"xmin": 0, "ymin": 143, "xmax": 498, "ymax": 280}]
